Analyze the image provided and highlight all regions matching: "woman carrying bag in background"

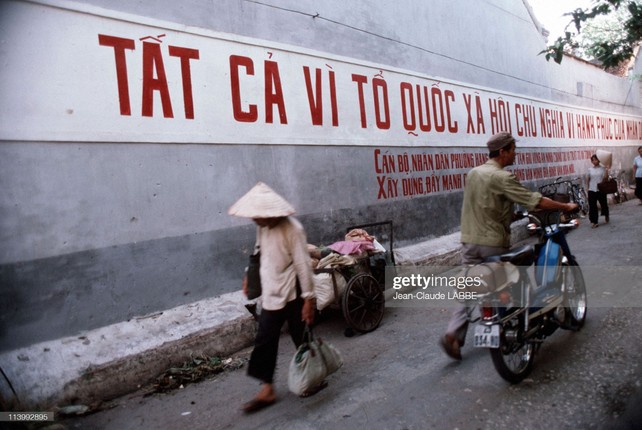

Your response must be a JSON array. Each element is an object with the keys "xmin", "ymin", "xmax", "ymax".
[{"xmin": 587, "ymin": 153, "xmax": 610, "ymax": 229}]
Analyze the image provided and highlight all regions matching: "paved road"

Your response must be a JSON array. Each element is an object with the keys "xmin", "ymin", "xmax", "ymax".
[{"xmin": 59, "ymin": 199, "xmax": 642, "ymax": 430}]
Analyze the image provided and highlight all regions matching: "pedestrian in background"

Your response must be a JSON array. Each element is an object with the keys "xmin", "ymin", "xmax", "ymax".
[
  {"xmin": 586, "ymin": 154, "xmax": 609, "ymax": 228},
  {"xmin": 441, "ymin": 132, "xmax": 577, "ymax": 360},
  {"xmin": 228, "ymin": 182, "xmax": 318, "ymax": 413},
  {"xmin": 634, "ymin": 146, "xmax": 642, "ymax": 205}
]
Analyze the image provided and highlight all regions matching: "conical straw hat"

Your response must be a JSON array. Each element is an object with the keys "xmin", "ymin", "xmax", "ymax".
[
  {"xmin": 228, "ymin": 182, "xmax": 296, "ymax": 218},
  {"xmin": 595, "ymin": 149, "xmax": 612, "ymax": 169}
]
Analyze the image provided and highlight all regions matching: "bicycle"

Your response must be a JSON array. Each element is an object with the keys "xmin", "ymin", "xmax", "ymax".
[
  {"xmin": 538, "ymin": 177, "xmax": 588, "ymax": 219},
  {"xmin": 569, "ymin": 178, "xmax": 589, "ymax": 217},
  {"xmin": 612, "ymin": 170, "xmax": 630, "ymax": 204}
]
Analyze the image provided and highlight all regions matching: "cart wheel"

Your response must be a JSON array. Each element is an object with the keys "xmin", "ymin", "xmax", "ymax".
[{"xmin": 342, "ymin": 273, "xmax": 384, "ymax": 333}]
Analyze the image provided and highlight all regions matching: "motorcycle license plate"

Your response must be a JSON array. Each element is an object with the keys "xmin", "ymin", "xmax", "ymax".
[{"xmin": 474, "ymin": 324, "xmax": 500, "ymax": 348}]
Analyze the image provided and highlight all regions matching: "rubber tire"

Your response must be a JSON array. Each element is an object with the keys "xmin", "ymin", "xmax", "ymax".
[
  {"xmin": 489, "ymin": 330, "xmax": 536, "ymax": 384},
  {"xmin": 562, "ymin": 260, "xmax": 587, "ymax": 330},
  {"xmin": 342, "ymin": 273, "xmax": 384, "ymax": 333}
]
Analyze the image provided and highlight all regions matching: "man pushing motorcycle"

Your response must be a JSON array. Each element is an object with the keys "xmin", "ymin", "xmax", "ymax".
[{"xmin": 440, "ymin": 132, "xmax": 578, "ymax": 360}]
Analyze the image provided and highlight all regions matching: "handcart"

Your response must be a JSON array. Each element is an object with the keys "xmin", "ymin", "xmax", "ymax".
[{"xmin": 312, "ymin": 221, "xmax": 395, "ymax": 334}]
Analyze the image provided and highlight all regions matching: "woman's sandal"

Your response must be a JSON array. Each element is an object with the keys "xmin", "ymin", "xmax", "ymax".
[
  {"xmin": 300, "ymin": 381, "xmax": 328, "ymax": 398},
  {"xmin": 242, "ymin": 398, "xmax": 276, "ymax": 413}
]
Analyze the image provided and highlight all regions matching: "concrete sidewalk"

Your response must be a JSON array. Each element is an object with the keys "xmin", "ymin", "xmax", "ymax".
[{"xmin": 0, "ymin": 291, "xmax": 258, "ymax": 410}]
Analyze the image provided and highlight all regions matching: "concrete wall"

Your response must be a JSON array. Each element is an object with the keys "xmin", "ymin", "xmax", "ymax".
[{"xmin": 1, "ymin": 0, "xmax": 641, "ymax": 351}]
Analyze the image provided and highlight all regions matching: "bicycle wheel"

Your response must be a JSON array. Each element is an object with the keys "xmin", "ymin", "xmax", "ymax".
[
  {"xmin": 573, "ymin": 186, "xmax": 588, "ymax": 217},
  {"xmin": 617, "ymin": 172, "xmax": 630, "ymax": 202},
  {"xmin": 613, "ymin": 192, "xmax": 622, "ymax": 204},
  {"xmin": 620, "ymin": 184, "xmax": 629, "ymax": 202}
]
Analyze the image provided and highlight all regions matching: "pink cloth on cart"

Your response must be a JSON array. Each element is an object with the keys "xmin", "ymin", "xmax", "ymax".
[{"xmin": 328, "ymin": 240, "xmax": 374, "ymax": 255}]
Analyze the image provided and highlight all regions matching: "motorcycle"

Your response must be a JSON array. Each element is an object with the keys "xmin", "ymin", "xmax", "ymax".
[{"xmin": 465, "ymin": 209, "xmax": 588, "ymax": 383}]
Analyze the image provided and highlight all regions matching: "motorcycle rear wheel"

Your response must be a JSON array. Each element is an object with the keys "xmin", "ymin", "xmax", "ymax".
[
  {"xmin": 562, "ymin": 260, "xmax": 587, "ymax": 330},
  {"xmin": 490, "ymin": 326, "xmax": 536, "ymax": 384}
]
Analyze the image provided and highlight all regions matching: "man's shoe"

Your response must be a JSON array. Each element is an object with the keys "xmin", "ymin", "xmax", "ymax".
[{"xmin": 440, "ymin": 334, "xmax": 462, "ymax": 360}]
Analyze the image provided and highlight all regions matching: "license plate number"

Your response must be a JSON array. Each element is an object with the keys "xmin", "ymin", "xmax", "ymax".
[{"xmin": 474, "ymin": 324, "xmax": 500, "ymax": 348}]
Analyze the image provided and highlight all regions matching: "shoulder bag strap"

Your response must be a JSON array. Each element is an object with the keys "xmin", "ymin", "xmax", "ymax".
[{"xmin": 253, "ymin": 227, "xmax": 261, "ymax": 256}]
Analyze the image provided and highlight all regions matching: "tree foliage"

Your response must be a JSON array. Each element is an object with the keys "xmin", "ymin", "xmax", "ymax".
[{"xmin": 540, "ymin": 0, "xmax": 642, "ymax": 69}]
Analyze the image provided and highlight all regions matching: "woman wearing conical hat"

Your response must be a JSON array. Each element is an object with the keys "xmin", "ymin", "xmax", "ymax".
[{"xmin": 229, "ymin": 182, "xmax": 319, "ymax": 412}]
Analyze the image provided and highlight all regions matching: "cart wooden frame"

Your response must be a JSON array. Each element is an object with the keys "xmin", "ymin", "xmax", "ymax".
[{"xmin": 313, "ymin": 221, "xmax": 395, "ymax": 333}]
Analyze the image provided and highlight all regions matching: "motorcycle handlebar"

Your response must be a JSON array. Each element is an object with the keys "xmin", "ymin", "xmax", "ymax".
[
  {"xmin": 515, "ymin": 202, "xmax": 578, "ymax": 220},
  {"xmin": 526, "ymin": 218, "xmax": 580, "ymax": 232},
  {"xmin": 559, "ymin": 219, "xmax": 580, "ymax": 229},
  {"xmin": 567, "ymin": 203, "xmax": 580, "ymax": 214}
]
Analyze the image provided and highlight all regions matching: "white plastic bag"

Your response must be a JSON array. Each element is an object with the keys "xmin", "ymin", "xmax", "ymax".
[
  {"xmin": 317, "ymin": 336, "xmax": 343, "ymax": 375},
  {"xmin": 288, "ymin": 329, "xmax": 328, "ymax": 396}
]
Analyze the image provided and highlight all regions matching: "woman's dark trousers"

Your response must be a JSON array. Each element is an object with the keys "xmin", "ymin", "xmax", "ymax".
[
  {"xmin": 588, "ymin": 190, "xmax": 609, "ymax": 224},
  {"xmin": 247, "ymin": 298, "xmax": 305, "ymax": 384}
]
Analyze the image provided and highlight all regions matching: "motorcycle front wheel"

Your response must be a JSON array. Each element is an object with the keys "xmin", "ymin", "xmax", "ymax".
[
  {"xmin": 562, "ymin": 260, "xmax": 587, "ymax": 330},
  {"xmin": 490, "ymin": 325, "xmax": 536, "ymax": 384}
]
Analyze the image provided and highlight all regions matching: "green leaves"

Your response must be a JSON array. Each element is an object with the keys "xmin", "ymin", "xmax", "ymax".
[
  {"xmin": 539, "ymin": 34, "xmax": 577, "ymax": 65},
  {"xmin": 539, "ymin": 0, "xmax": 641, "ymax": 70}
]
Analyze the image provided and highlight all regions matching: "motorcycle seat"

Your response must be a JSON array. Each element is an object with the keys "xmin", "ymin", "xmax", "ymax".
[{"xmin": 484, "ymin": 244, "xmax": 535, "ymax": 266}]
